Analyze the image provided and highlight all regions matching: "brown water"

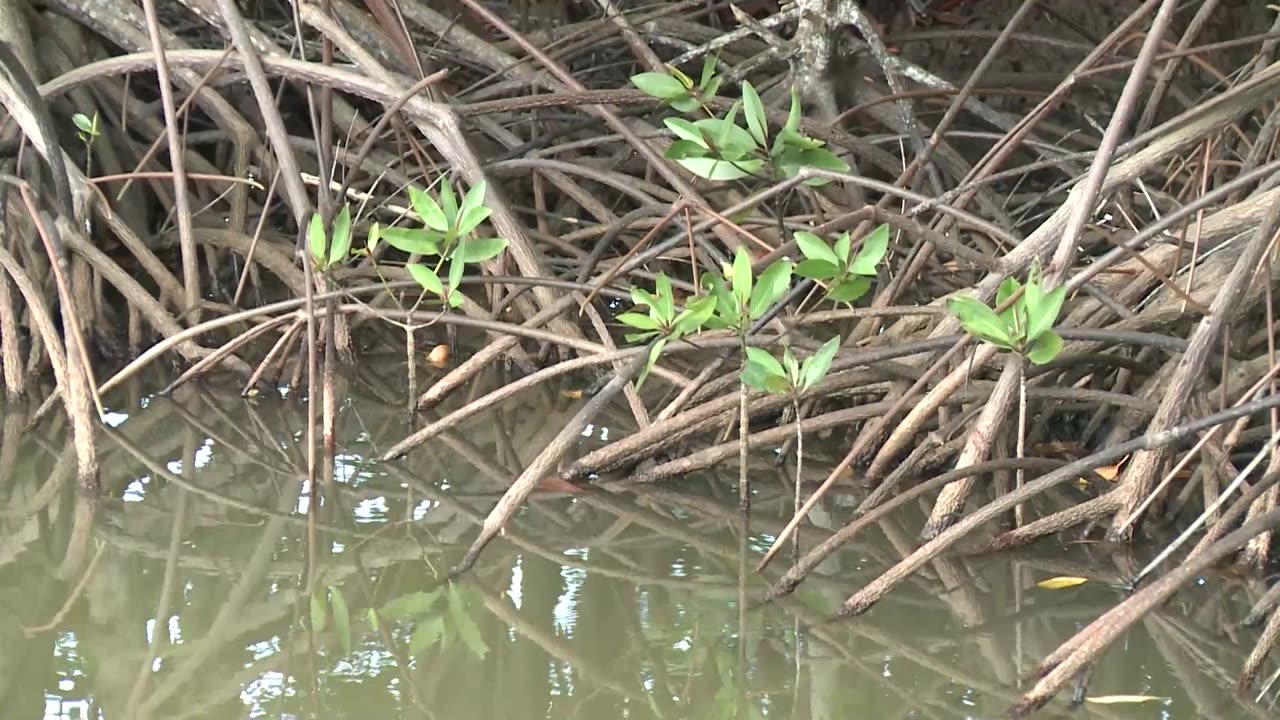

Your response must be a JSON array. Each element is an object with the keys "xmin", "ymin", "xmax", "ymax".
[{"xmin": 1, "ymin": 374, "xmax": 1276, "ymax": 720}]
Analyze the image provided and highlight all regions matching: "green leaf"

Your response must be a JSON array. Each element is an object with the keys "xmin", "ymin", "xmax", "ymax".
[
  {"xmin": 1025, "ymin": 284, "xmax": 1066, "ymax": 343},
  {"xmin": 674, "ymin": 156, "xmax": 762, "ymax": 181},
  {"xmin": 948, "ymin": 296, "xmax": 1013, "ymax": 347},
  {"xmin": 408, "ymin": 186, "xmax": 449, "ymax": 232},
  {"xmin": 834, "ymin": 231, "xmax": 851, "ymax": 265},
  {"xmin": 700, "ymin": 55, "xmax": 718, "ymax": 90},
  {"xmin": 625, "ymin": 330, "xmax": 660, "ymax": 343},
  {"xmin": 1026, "ymin": 329, "xmax": 1063, "ymax": 364},
  {"xmin": 406, "ymin": 263, "xmax": 443, "ymax": 296},
  {"xmin": 409, "ymin": 615, "xmax": 446, "ymax": 656},
  {"xmin": 749, "ymin": 259, "xmax": 792, "ymax": 319},
  {"xmin": 631, "ymin": 286, "xmax": 658, "ymax": 310},
  {"xmin": 783, "ymin": 349, "xmax": 801, "ymax": 385},
  {"xmin": 307, "ymin": 212, "xmax": 327, "ymax": 267},
  {"xmin": 637, "ymin": 337, "xmax": 668, "ymax": 389},
  {"xmin": 827, "ymin": 277, "xmax": 871, "ymax": 303},
  {"xmin": 802, "ymin": 336, "xmax": 840, "ymax": 391},
  {"xmin": 632, "ymin": 72, "xmax": 688, "ymax": 100},
  {"xmin": 797, "ymin": 148, "xmax": 850, "ymax": 183},
  {"xmin": 741, "ymin": 80, "xmax": 767, "ymax": 147},
  {"xmin": 665, "ymin": 117, "xmax": 708, "ymax": 147},
  {"xmin": 330, "ymin": 586, "xmax": 351, "ymax": 656},
  {"xmin": 665, "ymin": 139, "xmax": 707, "ymax": 161},
  {"xmin": 380, "ymin": 227, "xmax": 442, "ymax": 256},
  {"xmin": 72, "ymin": 112, "xmax": 95, "ymax": 135},
  {"xmin": 328, "ymin": 205, "xmax": 352, "ymax": 267},
  {"xmin": 447, "ymin": 290, "xmax": 465, "ymax": 308},
  {"xmin": 997, "ymin": 277, "xmax": 1026, "ymax": 335},
  {"xmin": 850, "ymin": 224, "xmax": 889, "ymax": 275},
  {"xmin": 670, "ymin": 96, "xmax": 701, "ymax": 113},
  {"xmin": 381, "ymin": 590, "xmax": 442, "ymax": 620},
  {"xmin": 457, "ymin": 181, "xmax": 490, "ymax": 235},
  {"xmin": 617, "ymin": 312, "xmax": 661, "ymax": 331},
  {"xmin": 795, "ymin": 231, "xmax": 839, "ymax": 266},
  {"xmin": 654, "ymin": 273, "xmax": 676, "ymax": 325},
  {"xmin": 310, "ymin": 589, "xmax": 328, "ymax": 632},
  {"xmin": 367, "ymin": 222, "xmax": 381, "ymax": 254},
  {"xmin": 731, "ymin": 247, "xmax": 753, "ymax": 314},
  {"xmin": 795, "ymin": 259, "xmax": 839, "ymax": 280},
  {"xmin": 701, "ymin": 75, "xmax": 723, "ymax": 103},
  {"xmin": 785, "ymin": 85, "xmax": 802, "ymax": 132},
  {"xmin": 460, "ymin": 237, "xmax": 508, "ymax": 263},
  {"xmin": 439, "ymin": 179, "xmax": 459, "ymax": 228},
  {"xmin": 449, "ymin": 238, "xmax": 466, "ymax": 290},
  {"xmin": 744, "ymin": 346, "xmax": 786, "ymax": 379},
  {"xmin": 741, "ymin": 359, "xmax": 777, "ymax": 393},
  {"xmin": 447, "ymin": 586, "xmax": 489, "ymax": 659},
  {"xmin": 697, "ymin": 116, "xmax": 757, "ymax": 157},
  {"xmin": 674, "ymin": 295, "xmax": 717, "ymax": 335}
]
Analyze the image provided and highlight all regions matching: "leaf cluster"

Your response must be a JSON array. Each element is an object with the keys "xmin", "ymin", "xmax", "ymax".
[
  {"xmin": 947, "ymin": 265, "xmax": 1066, "ymax": 365},
  {"xmin": 632, "ymin": 61, "xmax": 848, "ymax": 184},
  {"xmin": 793, "ymin": 223, "xmax": 889, "ymax": 303}
]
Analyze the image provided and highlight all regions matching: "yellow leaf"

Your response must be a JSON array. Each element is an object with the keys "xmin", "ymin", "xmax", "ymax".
[
  {"xmin": 1085, "ymin": 695, "xmax": 1167, "ymax": 705},
  {"xmin": 1037, "ymin": 576, "xmax": 1088, "ymax": 590},
  {"xmin": 561, "ymin": 388, "xmax": 584, "ymax": 399}
]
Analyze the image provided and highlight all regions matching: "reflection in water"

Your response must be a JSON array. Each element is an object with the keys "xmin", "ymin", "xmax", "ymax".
[{"xmin": 0, "ymin": 377, "xmax": 1277, "ymax": 720}]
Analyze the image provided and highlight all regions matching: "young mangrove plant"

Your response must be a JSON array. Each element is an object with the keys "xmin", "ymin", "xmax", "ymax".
[
  {"xmin": 743, "ymin": 335, "xmax": 841, "ymax": 556},
  {"xmin": 632, "ymin": 62, "xmax": 848, "ymax": 184},
  {"xmin": 947, "ymin": 264, "xmax": 1068, "ymax": 524}
]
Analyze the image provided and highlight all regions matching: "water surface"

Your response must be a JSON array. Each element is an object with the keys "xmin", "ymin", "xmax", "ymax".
[{"xmin": 1, "ymin": 375, "xmax": 1275, "ymax": 720}]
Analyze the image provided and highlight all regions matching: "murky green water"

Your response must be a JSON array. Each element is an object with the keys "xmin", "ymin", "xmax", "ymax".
[{"xmin": 1, "ymin": 375, "xmax": 1276, "ymax": 720}]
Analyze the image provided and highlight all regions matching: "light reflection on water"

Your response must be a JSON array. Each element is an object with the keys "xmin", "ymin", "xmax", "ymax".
[{"xmin": 0, "ymin": 381, "xmax": 1276, "ymax": 720}]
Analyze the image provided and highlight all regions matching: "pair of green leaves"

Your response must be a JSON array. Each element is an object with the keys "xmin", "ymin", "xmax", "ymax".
[
  {"xmin": 794, "ymin": 223, "xmax": 889, "ymax": 303},
  {"xmin": 72, "ymin": 111, "xmax": 100, "ymax": 142},
  {"xmin": 617, "ymin": 273, "xmax": 718, "ymax": 388},
  {"xmin": 377, "ymin": 179, "xmax": 508, "ymax": 308},
  {"xmin": 631, "ymin": 55, "xmax": 722, "ymax": 114},
  {"xmin": 742, "ymin": 336, "xmax": 840, "ymax": 396},
  {"xmin": 379, "ymin": 583, "xmax": 489, "ymax": 660},
  {"xmin": 663, "ymin": 82, "xmax": 848, "ymax": 185},
  {"xmin": 310, "ymin": 585, "xmax": 353, "ymax": 656},
  {"xmin": 947, "ymin": 267, "xmax": 1067, "ymax": 365},
  {"xmin": 307, "ymin": 204, "xmax": 354, "ymax": 272}
]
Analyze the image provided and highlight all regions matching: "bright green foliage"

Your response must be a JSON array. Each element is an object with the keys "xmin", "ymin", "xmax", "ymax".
[
  {"xmin": 307, "ymin": 204, "xmax": 354, "ymax": 271},
  {"xmin": 662, "ymin": 83, "xmax": 848, "ymax": 184},
  {"xmin": 702, "ymin": 247, "xmax": 793, "ymax": 331},
  {"xmin": 742, "ymin": 336, "xmax": 840, "ymax": 396},
  {"xmin": 377, "ymin": 178, "xmax": 508, "ymax": 308},
  {"xmin": 794, "ymin": 223, "xmax": 890, "ymax": 303},
  {"xmin": 619, "ymin": 272, "xmax": 717, "ymax": 387},
  {"xmin": 631, "ymin": 55, "xmax": 722, "ymax": 113},
  {"xmin": 380, "ymin": 583, "xmax": 488, "ymax": 660},
  {"xmin": 72, "ymin": 112, "xmax": 100, "ymax": 142},
  {"xmin": 947, "ymin": 264, "xmax": 1067, "ymax": 365}
]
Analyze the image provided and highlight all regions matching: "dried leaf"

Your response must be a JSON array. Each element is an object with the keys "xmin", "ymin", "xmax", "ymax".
[
  {"xmin": 1085, "ymin": 695, "xmax": 1167, "ymax": 705},
  {"xmin": 1095, "ymin": 464, "xmax": 1122, "ymax": 481},
  {"xmin": 1037, "ymin": 576, "xmax": 1088, "ymax": 590}
]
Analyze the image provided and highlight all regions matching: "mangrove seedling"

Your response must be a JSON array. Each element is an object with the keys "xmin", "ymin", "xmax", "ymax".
[
  {"xmin": 662, "ymin": 83, "xmax": 848, "ymax": 184},
  {"xmin": 946, "ymin": 266, "xmax": 1066, "ymax": 365},
  {"xmin": 630, "ymin": 55, "xmax": 722, "ymax": 114},
  {"xmin": 616, "ymin": 272, "xmax": 716, "ymax": 387},
  {"xmin": 793, "ymin": 223, "xmax": 890, "ymax": 303},
  {"xmin": 307, "ymin": 204, "xmax": 354, "ymax": 273},
  {"xmin": 378, "ymin": 178, "xmax": 509, "ymax": 308}
]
